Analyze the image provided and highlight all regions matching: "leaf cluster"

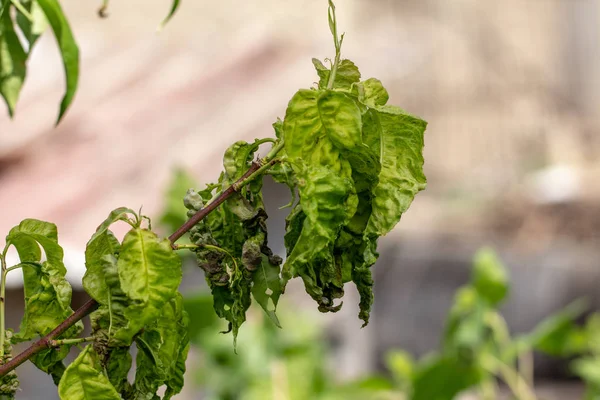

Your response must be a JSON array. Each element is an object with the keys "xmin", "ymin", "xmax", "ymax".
[
  {"xmin": 179, "ymin": 0, "xmax": 427, "ymax": 343},
  {"xmin": 1, "ymin": 210, "xmax": 189, "ymax": 399}
]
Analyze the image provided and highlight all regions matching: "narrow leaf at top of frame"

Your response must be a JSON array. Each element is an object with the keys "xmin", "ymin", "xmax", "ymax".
[
  {"xmin": 0, "ymin": 9, "xmax": 27, "ymax": 116},
  {"xmin": 36, "ymin": 0, "xmax": 79, "ymax": 124}
]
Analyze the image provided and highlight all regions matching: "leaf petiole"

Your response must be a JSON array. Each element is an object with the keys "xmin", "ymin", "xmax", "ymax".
[
  {"xmin": 173, "ymin": 244, "xmax": 199, "ymax": 250},
  {"xmin": 0, "ymin": 241, "xmax": 11, "ymax": 359},
  {"xmin": 326, "ymin": 0, "xmax": 343, "ymax": 90},
  {"xmin": 49, "ymin": 336, "xmax": 94, "ymax": 348}
]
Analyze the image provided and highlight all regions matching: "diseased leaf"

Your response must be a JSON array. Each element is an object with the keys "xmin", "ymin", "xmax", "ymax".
[
  {"xmin": 283, "ymin": 163, "xmax": 354, "ymax": 312},
  {"xmin": 117, "ymin": 228, "xmax": 182, "ymax": 305},
  {"xmin": 284, "ymin": 89, "xmax": 363, "ymax": 164},
  {"xmin": 362, "ymin": 105, "xmax": 427, "ymax": 238},
  {"xmin": 0, "ymin": 10, "xmax": 27, "ymax": 116},
  {"xmin": 312, "ymin": 58, "xmax": 360, "ymax": 90},
  {"xmin": 99, "ymin": 228, "xmax": 183, "ymax": 344},
  {"xmin": 6, "ymin": 219, "xmax": 81, "ymax": 342},
  {"xmin": 36, "ymin": 0, "xmax": 79, "ymax": 123},
  {"xmin": 223, "ymin": 140, "xmax": 257, "ymax": 182},
  {"xmin": 353, "ymin": 78, "xmax": 389, "ymax": 108},
  {"xmin": 251, "ymin": 254, "xmax": 283, "ymax": 328},
  {"xmin": 31, "ymin": 347, "xmax": 68, "ymax": 385},
  {"xmin": 58, "ymin": 345, "xmax": 121, "ymax": 400},
  {"xmin": 104, "ymin": 347, "xmax": 132, "ymax": 394},
  {"xmin": 133, "ymin": 294, "xmax": 190, "ymax": 399},
  {"xmin": 88, "ymin": 207, "xmax": 138, "ymax": 245},
  {"xmin": 83, "ymin": 208, "xmax": 136, "ymax": 308}
]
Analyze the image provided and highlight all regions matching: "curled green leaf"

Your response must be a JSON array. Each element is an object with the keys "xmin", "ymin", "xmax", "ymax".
[
  {"xmin": 36, "ymin": 0, "xmax": 79, "ymax": 124},
  {"xmin": 0, "ymin": 10, "xmax": 27, "ymax": 116}
]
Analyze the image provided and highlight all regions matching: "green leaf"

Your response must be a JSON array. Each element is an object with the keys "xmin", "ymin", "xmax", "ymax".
[
  {"xmin": 31, "ymin": 347, "xmax": 68, "ymax": 385},
  {"xmin": 362, "ymin": 105, "xmax": 427, "ymax": 238},
  {"xmin": 36, "ymin": 0, "xmax": 79, "ymax": 123},
  {"xmin": 133, "ymin": 294, "xmax": 190, "ymax": 399},
  {"xmin": 385, "ymin": 350, "xmax": 413, "ymax": 391},
  {"xmin": 223, "ymin": 140, "xmax": 259, "ymax": 182},
  {"xmin": 352, "ymin": 78, "xmax": 389, "ymax": 108},
  {"xmin": 182, "ymin": 293, "xmax": 219, "ymax": 341},
  {"xmin": 283, "ymin": 163, "xmax": 354, "ymax": 312},
  {"xmin": 471, "ymin": 248, "xmax": 509, "ymax": 306},
  {"xmin": 525, "ymin": 299, "xmax": 588, "ymax": 357},
  {"xmin": 104, "ymin": 347, "xmax": 132, "ymax": 394},
  {"xmin": 83, "ymin": 233, "xmax": 121, "ymax": 305},
  {"xmin": 117, "ymin": 228, "xmax": 182, "ymax": 305},
  {"xmin": 251, "ymin": 254, "xmax": 283, "ymax": 328},
  {"xmin": 58, "ymin": 345, "xmax": 121, "ymax": 400},
  {"xmin": 88, "ymin": 207, "xmax": 139, "ymax": 245},
  {"xmin": 6, "ymin": 219, "xmax": 81, "ymax": 341},
  {"xmin": 411, "ymin": 355, "xmax": 484, "ymax": 400},
  {"xmin": 159, "ymin": 0, "xmax": 180, "ymax": 30},
  {"xmin": 572, "ymin": 356, "xmax": 600, "ymax": 399},
  {"xmin": 312, "ymin": 58, "xmax": 361, "ymax": 90},
  {"xmin": 0, "ymin": 9, "xmax": 27, "ymax": 116},
  {"xmin": 101, "ymin": 228, "xmax": 182, "ymax": 343},
  {"xmin": 284, "ymin": 89, "xmax": 364, "ymax": 163}
]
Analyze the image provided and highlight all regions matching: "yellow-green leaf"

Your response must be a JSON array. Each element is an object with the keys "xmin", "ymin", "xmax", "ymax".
[{"xmin": 58, "ymin": 345, "xmax": 121, "ymax": 400}]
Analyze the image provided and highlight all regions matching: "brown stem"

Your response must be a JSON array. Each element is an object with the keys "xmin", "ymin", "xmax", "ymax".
[
  {"xmin": 0, "ymin": 299, "xmax": 99, "ymax": 376},
  {"xmin": 0, "ymin": 160, "xmax": 264, "ymax": 377},
  {"xmin": 168, "ymin": 161, "xmax": 260, "ymax": 243}
]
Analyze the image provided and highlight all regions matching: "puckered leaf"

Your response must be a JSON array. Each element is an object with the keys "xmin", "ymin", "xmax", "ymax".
[
  {"xmin": 284, "ymin": 89, "xmax": 364, "ymax": 167},
  {"xmin": 36, "ymin": 0, "xmax": 79, "ymax": 123},
  {"xmin": 83, "ymin": 207, "xmax": 136, "ymax": 305},
  {"xmin": 283, "ymin": 163, "xmax": 354, "ymax": 312},
  {"xmin": 118, "ymin": 228, "xmax": 182, "ymax": 304},
  {"xmin": 312, "ymin": 58, "xmax": 360, "ymax": 90},
  {"xmin": 133, "ymin": 293, "xmax": 190, "ymax": 399},
  {"xmin": 0, "ymin": 9, "xmax": 27, "ymax": 116},
  {"xmin": 104, "ymin": 347, "xmax": 132, "ymax": 395},
  {"xmin": 352, "ymin": 77, "xmax": 389, "ymax": 108},
  {"xmin": 31, "ymin": 347, "xmax": 68, "ymax": 385},
  {"xmin": 362, "ymin": 105, "xmax": 427, "ymax": 238},
  {"xmin": 58, "ymin": 345, "xmax": 121, "ymax": 400},
  {"xmin": 6, "ymin": 219, "xmax": 81, "ymax": 342}
]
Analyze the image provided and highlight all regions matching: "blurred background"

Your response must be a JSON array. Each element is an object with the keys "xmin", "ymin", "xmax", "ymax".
[{"xmin": 1, "ymin": 0, "xmax": 600, "ymax": 398}]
